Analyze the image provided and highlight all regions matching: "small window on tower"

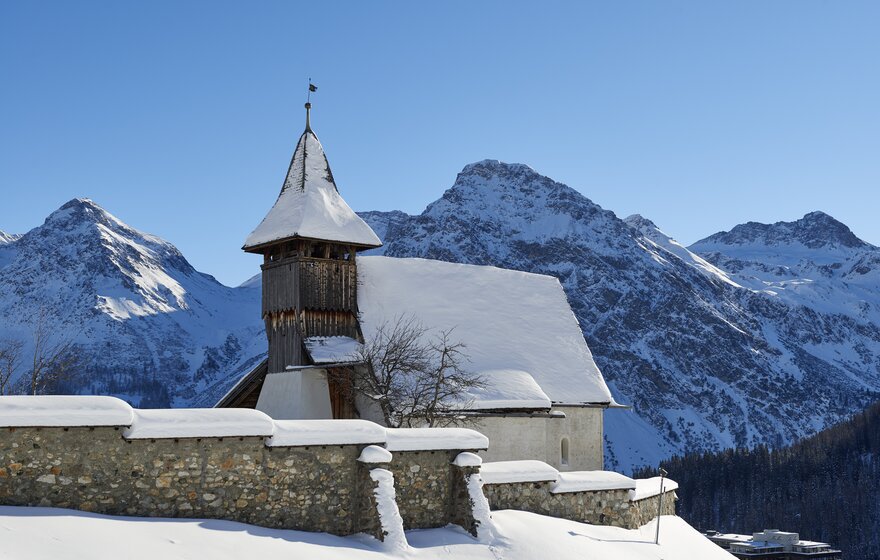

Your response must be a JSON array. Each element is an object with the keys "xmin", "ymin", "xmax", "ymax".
[{"xmin": 560, "ymin": 437, "xmax": 570, "ymax": 466}]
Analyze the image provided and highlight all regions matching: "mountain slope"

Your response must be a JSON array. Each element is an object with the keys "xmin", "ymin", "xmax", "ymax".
[
  {"xmin": 0, "ymin": 231, "xmax": 20, "ymax": 245},
  {"xmin": 0, "ymin": 231, "xmax": 20, "ymax": 269},
  {"xmin": 4, "ymin": 173, "xmax": 880, "ymax": 474},
  {"xmin": 691, "ymin": 212, "xmax": 880, "ymax": 322},
  {"xmin": 0, "ymin": 199, "xmax": 265, "ymax": 406},
  {"xmin": 360, "ymin": 160, "xmax": 880, "ymax": 472},
  {"xmin": 646, "ymin": 400, "xmax": 880, "ymax": 560}
]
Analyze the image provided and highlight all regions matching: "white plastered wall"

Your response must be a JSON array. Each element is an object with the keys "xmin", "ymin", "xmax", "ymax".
[
  {"xmin": 255, "ymin": 369, "xmax": 333, "ymax": 420},
  {"xmin": 471, "ymin": 406, "xmax": 604, "ymax": 471}
]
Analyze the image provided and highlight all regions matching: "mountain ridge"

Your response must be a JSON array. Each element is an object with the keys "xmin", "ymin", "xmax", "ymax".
[
  {"xmin": 692, "ymin": 210, "xmax": 873, "ymax": 252},
  {"xmin": 360, "ymin": 159, "xmax": 880, "ymax": 472},
  {"xmin": 3, "ymin": 165, "xmax": 880, "ymax": 473},
  {"xmin": 0, "ymin": 198, "xmax": 265, "ymax": 406},
  {"xmin": 0, "ymin": 231, "xmax": 20, "ymax": 245}
]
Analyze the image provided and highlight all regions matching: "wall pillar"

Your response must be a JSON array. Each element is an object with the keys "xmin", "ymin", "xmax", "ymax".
[
  {"xmin": 354, "ymin": 461, "xmax": 386, "ymax": 540},
  {"xmin": 355, "ymin": 445, "xmax": 407, "ymax": 549},
  {"xmin": 451, "ymin": 452, "xmax": 492, "ymax": 539}
]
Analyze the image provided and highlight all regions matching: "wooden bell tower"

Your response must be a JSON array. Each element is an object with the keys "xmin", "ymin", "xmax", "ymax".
[{"xmin": 243, "ymin": 101, "xmax": 382, "ymax": 374}]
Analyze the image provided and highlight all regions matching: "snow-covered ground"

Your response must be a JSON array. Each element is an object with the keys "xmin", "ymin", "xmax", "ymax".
[{"xmin": 0, "ymin": 506, "xmax": 733, "ymax": 560}]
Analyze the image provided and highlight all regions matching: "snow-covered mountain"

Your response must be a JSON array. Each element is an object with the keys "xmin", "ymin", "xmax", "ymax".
[
  {"xmin": 361, "ymin": 160, "xmax": 880, "ymax": 472},
  {"xmin": 4, "ymin": 171, "xmax": 880, "ymax": 473},
  {"xmin": 690, "ymin": 212, "xmax": 880, "ymax": 322},
  {"xmin": 0, "ymin": 231, "xmax": 21, "ymax": 245},
  {"xmin": 0, "ymin": 232, "xmax": 20, "ymax": 269},
  {"xmin": 0, "ymin": 199, "xmax": 265, "ymax": 406}
]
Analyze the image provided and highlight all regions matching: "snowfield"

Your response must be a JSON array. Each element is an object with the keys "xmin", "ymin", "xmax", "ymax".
[{"xmin": 0, "ymin": 507, "xmax": 733, "ymax": 560}]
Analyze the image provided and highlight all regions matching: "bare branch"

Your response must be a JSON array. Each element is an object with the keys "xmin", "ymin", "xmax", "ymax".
[
  {"xmin": 0, "ymin": 338, "xmax": 23, "ymax": 396},
  {"xmin": 28, "ymin": 307, "xmax": 80, "ymax": 395},
  {"xmin": 353, "ymin": 315, "xmax": 483, "ymax": 428}
]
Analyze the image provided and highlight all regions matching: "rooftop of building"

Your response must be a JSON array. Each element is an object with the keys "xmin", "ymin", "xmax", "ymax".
[{"xmin": 243, "ymin": 103, "xmax": 382, "ymax": 252}]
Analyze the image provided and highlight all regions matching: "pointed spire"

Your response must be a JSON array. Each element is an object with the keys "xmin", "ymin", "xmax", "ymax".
[
  {"xmin": 304, "ymin": 79, "xmax": 316, "ymax": 132},
  {"xmin": 243, "ymin": 100, "xmax": 382, "ymax": 252}
]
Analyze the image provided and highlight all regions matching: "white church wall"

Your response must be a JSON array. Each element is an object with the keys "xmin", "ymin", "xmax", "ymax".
[
  {"xmin": 553, "ymin": 406, "xmax": 604, "ymax": 471},
  {"xmin": 256, "ymin": 369, "xmax": 333, "ymax": 420},
  {"xmin": 354, "ymin": 392, "xmax": 387, "ymax": 425},
  {"xmin": 470, "ymin": 407, "xmax": 604, "ymax": 471}
]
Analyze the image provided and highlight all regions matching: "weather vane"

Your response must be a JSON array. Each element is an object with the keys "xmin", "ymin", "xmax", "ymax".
[{"xmin": 307, "ymin": 78, "xmax": 317, "ymax": 103}]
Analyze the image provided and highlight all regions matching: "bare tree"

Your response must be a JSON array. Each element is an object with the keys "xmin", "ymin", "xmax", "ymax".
[
  {"xmin": 352, "ymin": 315, "xmax": 483, "ymax": 428},
  {"xmin": 0, "ymin": 338, "xmax": 23, "ymax": 395},
  {"xmin": 28, "ymin": 308, "xmax": 79, "ymax": 395}
]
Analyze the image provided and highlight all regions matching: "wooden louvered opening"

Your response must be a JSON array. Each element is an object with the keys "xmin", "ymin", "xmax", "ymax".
[{"xmin": 261, "ymin": 256, "xmax": 358, "ymax": 316}]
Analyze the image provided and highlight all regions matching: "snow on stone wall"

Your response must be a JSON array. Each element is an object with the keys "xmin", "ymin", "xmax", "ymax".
[
  {"xmin": 0, "ymin": 426, "xmax": 371, "ymax": 535},
  {"xmin": 481, "ymin": 460, "xmax": 677, "ymax": 530},
  {"xmin": 0, "ymin": 396, "xmax": 485, "ymax": 449},
  {"xmin": 0, "ymin": 397, "xmax": 486, "ymax": 541},
  {"xmin": 0, "ymin": 398, "xmax": 676, "ymax": 543}
]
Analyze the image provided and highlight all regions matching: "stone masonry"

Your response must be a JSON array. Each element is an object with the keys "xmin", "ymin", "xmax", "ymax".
[
  {"xmin": 387, "ymin": 450, "xmax": 459, "ymax": 529},
  {"xmin": 0, "ymin": 426, "xmax": 376, "ymax": 535},
  {"xmin": 1, "ymin": 422, "xmax": 676, "ymax": 540},
  {"xmin": 449, "ymin": 464, "xmax": 481, "ymax": 537},
  {"xmin": 482, "ymin": 480, "xmax": 677, "ymax": 529}
]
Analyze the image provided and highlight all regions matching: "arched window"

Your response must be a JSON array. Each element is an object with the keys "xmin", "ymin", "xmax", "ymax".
[{"xmin": 560, "ymin": 437, "xmax": 570, "ymax": 466}]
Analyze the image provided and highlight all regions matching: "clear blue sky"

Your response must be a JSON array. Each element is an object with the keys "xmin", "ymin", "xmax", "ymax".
[{"xmin": 2, "ymin": 1, "xmax": 878, "ymax": 286}]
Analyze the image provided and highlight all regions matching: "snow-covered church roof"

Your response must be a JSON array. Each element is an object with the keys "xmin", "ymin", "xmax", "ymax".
[
  {"xmin": 357, "ymin": 256, "xmax": 614, "ymax": 406},
  {"xmin": 243, "ymin": 105, "xmax": 382, "ymax": 251}
]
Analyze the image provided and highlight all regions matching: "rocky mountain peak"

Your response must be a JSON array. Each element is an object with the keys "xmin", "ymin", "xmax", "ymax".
[
  {"xmin": 623, "ymin": 214, "xmax": 660, "ymax": 235},
  {"xmin": 624, "ymin": 213, "xmax": 680, "ymax": 249},
  {"xmin": 417, "ymin": 160, "xmax": 618, "ymax": 247},
  {"xmin": 20, "ymin": 198, "xmax": 194, "ymax": 278},
  {"xmin": 0, "ymin": 231, "xmax": 20, "ymax": 246},
  {"xmin": 797, "ymin": 211, "xmax": 868, "ymax": 247},
  {"xmin": 59, "ymin": 197, "xmax": 106, "ymax": 212},
  {"xmin": 692, "ymin": 211, "xmax": 870, "ymax": 251},
  {"xmin": 0, "ymin": 200, "xmax": 264, "ymax": 406},
  {"xmin": 456, "ymin": 159, "xmax": 540, "ymax": 182},
  {"xmin": 448, "ymin": 160, "xmax": 566, "ymax": 198},
  {"xmin": 42, "ymin": 198, "xmax": 145, "ymax": 242}
]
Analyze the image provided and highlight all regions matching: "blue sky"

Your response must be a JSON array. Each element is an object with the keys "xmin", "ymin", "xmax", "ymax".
[{"xmin": 2, "ymin": 1, "xmax": 878, "ymax": 286}]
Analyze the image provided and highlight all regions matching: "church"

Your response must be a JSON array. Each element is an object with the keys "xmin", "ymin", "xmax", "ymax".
[{"xmin": 217, "ymin": 101, "xmax": 618, "ymax": 471}]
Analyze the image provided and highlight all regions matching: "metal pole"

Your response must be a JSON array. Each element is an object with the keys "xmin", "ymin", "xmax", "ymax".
[{"xmin": 655, "ymin": 467, "xmax": 667, "ymax": 545}]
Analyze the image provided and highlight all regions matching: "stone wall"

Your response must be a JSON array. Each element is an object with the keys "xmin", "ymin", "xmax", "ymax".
[
  {"xmin": 631, "ymin": 492, "xmax": 677, "ymax": 527},
  {"xmin": 0, "ymin": 426, "xmax": 676, "ymax": 536},
  {"xmin": 449, "ymin": 464, "xmax": 480, "ymax": 536},
  {"xmin": 0, "ymin": 426, "xmax": 377, "ymax": 536},
  {"xmin": 0, "ymin": 397, "xmax": 676, "ymax": 544},
  {"xmin": 387, "ymin": 450, "xmax": 457, "ymax": 529},
  {"xmin": 482, "ymin": 480, "xmax": 677, "ymax": 530},
  {"xmin": 353, "ymin": 461, "xmax": 386, "ymax": 538}
]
